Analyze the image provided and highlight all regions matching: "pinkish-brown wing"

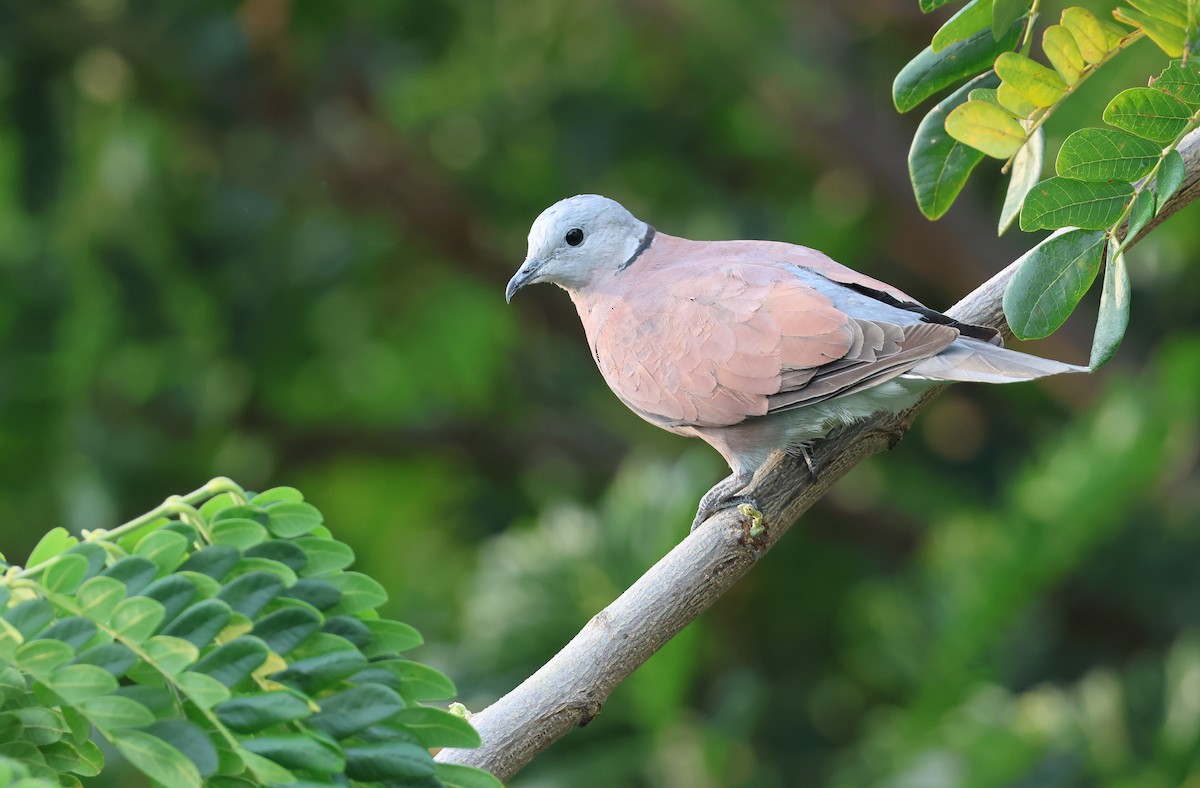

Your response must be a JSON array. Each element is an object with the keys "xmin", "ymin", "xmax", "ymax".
[{"xmin": 591, "ymin": 266, "xmax": 857, "ymax": 428}]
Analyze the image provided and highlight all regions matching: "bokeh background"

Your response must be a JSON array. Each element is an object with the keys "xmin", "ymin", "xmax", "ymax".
[{"xmin": 3, "ymin": 0, "xmax": 1200, "ymax": 785}]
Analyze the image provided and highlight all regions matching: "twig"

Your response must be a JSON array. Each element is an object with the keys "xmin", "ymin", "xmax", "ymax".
[{"xmin": 435, "ymin": 128, "xmax": 1200, "ymax": 782}]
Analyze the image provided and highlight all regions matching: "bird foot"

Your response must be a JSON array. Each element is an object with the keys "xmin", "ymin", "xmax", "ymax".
[{"xmin": 691, "ymin": 472, "xmax": 753, "ymax": 531}]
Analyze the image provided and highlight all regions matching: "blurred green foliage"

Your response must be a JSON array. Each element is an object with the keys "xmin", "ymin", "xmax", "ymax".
[{"xmin": 0, "ymin": 0, "xmax": 1198, "ymax": 785}]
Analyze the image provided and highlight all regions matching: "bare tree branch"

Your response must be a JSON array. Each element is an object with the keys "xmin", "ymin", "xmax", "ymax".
[{"xmin": 435, "ymin": 128, "xmax": 1200, "ymax": 781}]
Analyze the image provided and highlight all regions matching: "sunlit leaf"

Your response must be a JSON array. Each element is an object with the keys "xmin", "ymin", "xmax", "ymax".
[
  {"xmin": 140, "ymin": 636, "xmax": 199, "ymax": 677},
  {"xmin": 174, "ymin": 671, "xmax": 231, "ymax": 710},
  {"xmin": 1000, "ymin": 125, "xmax": 1044, "ymax": 234},
  {"xmin": 43, "ymin": 664, "xmax": 117, "ymax": 703},
  {"xmin": 1004, "ymin": 229, "xmax": 1106, "ymax": 339},
  {"xmin": 13, "ymin": 707, "xmax": 67, "ymax": 745},
  {"xmin": 133, "ymin": 530, "xmax": 189, "ymax": 576},
  {"xmin": 251, "ymin": 486, "xmax": 305, "ymax": 506},
  {"xmin": 1055, "ymin": 128, "xmax": 1163, "ymax": 181},
  {"xmin": 15, "ymin": 640, "xmax": 74, "ymax": 679},
  {"xmin": 908, "ymin": 72, "xmax": 998, "ymax": 219},
  {"xmin": 893, "ymin": 23, "xmax": 1021, "ymax": 112},
  {"xmin": 945, "ymin": 98, "xmax": 1027, "ymax": 157},
  {"xmin": 26, "ymin": 529, "xmax": 79, "ymax": 570},
  {"xmin": 1103, "ymin": 87, "xmax": 1194, "ymax": 142},
  {"xmin": 1020, "ymin": 176, "xmax": 1134, "ymax": 230},
  {"xmin": 1115, "ymin": 6, "xmax": 1186, "ymax": 55},
  {"xmin": 934, "ymin": 0, "xmax": 995, "ymax": 52},
  {"xmin": 43, "ymin": 554, "xmax": 88, "ymax": 594},
  {"xmin": 75, "ymin": 576, "xmax": 126, "ymax": 622},
  {"xmin": 1061, "ymin": 7, "xmax": 1109, "ymax": 63},
  {"xmin": 76, "ymin": 695, "xmax": 155, "ymax": 731},
  {"xmin": 1043, "ymin": 24, "xmax": 1085, "ymax": 84},
  {"xmin": 997, "ymin": 80, "xmax": 1038, "ymax": 116},
  {"xmin": 1090, "ymin": 243, "xmax": 1132, "ymax": 367},
  {"xmin": 264, "ymin": 502, "xmax": 323, "ymax": 539},
  {"xmin": 293, "ymin": 537, "xmax": 355, "ymax": 577},
  {"xmin": 209, "ymin": 519, "xmax": 268, "ymax": 551},
  {"xmin": 111, "ymin": 597, "xmax": 166, "ymax": 644},
  {"xmin": 326, "ymin": 572, "xmax": 388, "ymax": 615},
  {"xmin": 995, "ymin": 52, "xmax": 1068, "ymax": 107}
]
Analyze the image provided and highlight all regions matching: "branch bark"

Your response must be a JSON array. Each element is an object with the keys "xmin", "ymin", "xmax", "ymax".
[{"xmin": 435, "ymin": 128, "xmax": 1200, "ymax": 781}]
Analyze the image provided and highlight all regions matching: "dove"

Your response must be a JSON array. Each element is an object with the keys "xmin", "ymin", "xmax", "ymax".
[{"xmin": 506, "ymin": 195, "xmax": 1085, "ymax": 530}]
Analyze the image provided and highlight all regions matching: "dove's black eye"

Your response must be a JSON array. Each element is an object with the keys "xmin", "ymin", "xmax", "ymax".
[{"xmin": 565, "ymin": 228, "xmax": 584, "ymax": 246}]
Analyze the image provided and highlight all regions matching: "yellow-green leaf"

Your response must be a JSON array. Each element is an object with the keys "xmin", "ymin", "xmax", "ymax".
[
  {"xmin": 995, "ymin": 52, "xmax": 1068, "ymax": 107},
  {"xmin": 1127, "ymin": 0, "xmax": 1188, "ymax": 29},
  {"xmin": 933, "ymin": 0, "xmax": 995, "ymax": 52},
  {"xmin": 1043, "ymin": 25, "xmax": 1086, "ymax": 84},
  {"xmin": 997, "ymin": 80, "xmax": 1038, "ymax": 116},
  {"xmin": 1061, "ymin": 7, "xmax": 1109, "ymax": 63},
  {"xmin": 1115, "ymin": 6, "xmax": 1186, "ymax": 56},
  {"xmin": 26, "ymin": 528, "xmax": 78, "ymax": 570},
  {"xmin": 945, "ymin": 99, "xmax": 1028, "ymax": 157}
]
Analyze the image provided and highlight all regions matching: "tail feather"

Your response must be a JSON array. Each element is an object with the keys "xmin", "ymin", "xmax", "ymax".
[{"xmin": 904, "ymin": 338, "xmax": 1087, "ymax": 384}]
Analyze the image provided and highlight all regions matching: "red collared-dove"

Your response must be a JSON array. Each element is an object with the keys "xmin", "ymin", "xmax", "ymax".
[{"xmin": 507, "ymin": 195, "xmax": 1084, "ymax": 529}]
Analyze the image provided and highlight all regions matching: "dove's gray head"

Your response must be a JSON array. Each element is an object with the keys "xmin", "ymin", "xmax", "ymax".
[{"xmin": 506, "ymin": 195, "xmax": 653, "ymax": 302}]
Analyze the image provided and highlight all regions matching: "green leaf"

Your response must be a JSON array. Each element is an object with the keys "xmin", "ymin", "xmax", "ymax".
[
  {"xmin": 379, "ymin": 659, "xmax": 457, "ymax": 701},
  {"xmin": 1020, "ymin": 176, "xmax": 1133, "ymax": 231},
  {"xmin": 1055, "ymin": 128, "xmax": 1164, "ymax": 182},
  {"xmin": 1126, "ymin": 187, "xmax": 1156, "ymax": 241},
  {"xmin": 251, "ymin": 486, "xmax": 304, "ymax": 506},
  {"xmin": 362, "ymin": 618, "xmax": 423, "ymax": 657},
  {"xmin": 209, "ymin": 519, "xmax": 268, "ymax": 551},
  {"xmin": 992, "ymin": 0, "xmax": 1031, "ymax": 39},
  {"xmin": 77, "ymin": 695, "xmax": 156, "ymax": 731},
  {"xmin": 1103, "ymin": 87, "xmax": 1195, "ymax": 143},
  {"xmin": 26, "ymin": 528, "xmax": 78, "ymax": 569},
  {"xmin": 933, "ymin": 0, "xmax": 994, "ymax": 52},
  {"xmin": 1090, "ymin": 244, "xmax": 1132, "ymax": 368},
  {"xmin": 43, "ymin": 554, "xmax": 88, "ymax": 594},
  {"xmin": 908, "ymin": 72, "xmax": 998, "ymax": 219},
  {"xmin": 133, "ymin": 530, "xmax": 190, "ymax": 576},
  {"xmin": 283, "ymin": 577, "xmax": 342, "ymax": 610},
  {"xmin": 344, "ymin": 741, "xmax": 436, "ymax": 782},
  {"xmin": 44, "ymin": 738, "xmax": 104, "ymax": 777},
  {"xmin": 251, "ymin": 607, "xmax": 322, "ymax": 655},
  {"xmin": 13, "ymin": 707, "xmax": 67, "ymax": 745},
  {"xmin": 1042, "ymin": 24, "xmax": 1085, "ymax": 84},
  {"xmin": 99, "ymin": 556, "xmax": 158, "ymax": 596},
  {"xmin": 244, "ymin": 540, "xmax": 308, "ymax": 573},
  {"xmin": 893, "ymin": 22, "xmax": 1021, "ymax": 112},
  {"xmin": 995, "ymin": 52, "xmax": 1068, "ymax": 107},
  {"xmin": 110, "ymin": 729, "xmax": 202, "ymax": 788},
  {"xmin": 309, "ymin": 683, "xmax": 405, "ymax": 739},
  {"xmin": 274, "ymin": 647, "xmax": 367, "ymax": 695},
  {"xmin": 323, "ymin": 615, "xmax": 372, "ymax": 648},
  {"xmin": 1115, "ymin": 5, "xmax": 1186, "ymax": 56},
  {"xmin": 111, "ymin": 597, "xmax": 166, "ymax": 644},
  {"xmin": 1128, "ymin": 0, "xmax": 1189, "ymax": 28},
  {"xmin": 43, "ymin": 664, "xmax": 117, "ymax": 703},
  {"xmin": 15, "ymin": 640, "xmax": 74, "ymax": 679},
  {"xmin": 34, "ymin": 617, "xmax": 96, "ymax": 651},
  {"xmin": 175, "ymin": 671, "xmax": 231, "ymax": 710},
  {"xmin": 214, "ymin": 691, "xmax": 311, "ymax": 733},
  {"xmin": 264, "ymin": 502, "xmax": 323, "ymax": 538},
  {"xmin": 72, "ymin": 642, "xmax": 137, "ymax": 676},
  {"xmin": 1153, "ymin": 59, "xmax": 1200, "ymax": 105},
  {"xmin": 141, "ymin": 636, "xmax": 199, "ymax": 677},
  {"xmin": 945, "ymin": 98, "xmax": 1027, "ymax": 157},
  {"xmin": 218, "ymin": 571, "xmax": 284, "ymax": 618},
  {"xmin": 177, "ymin": 545, "xmax": 241, "ymax": 581},
  {"xmin": 920, "ymin": 0, "xmax": 961, "ymax": 11},
  {"xmin": 393, "ymin": 706, "xmax": 481, "ymax": 749},
  {"xmin": 231, "ymin": 557, "xmax": 297, "ymax": 587},
  {"xmin": 1061, "ymin": 7, "xmax": 1110, "ymax": 64},
  {"xmin": 326, "ymin": 571, "xmax": 388, "ymax": 615},
  {"xmin": 191, "ymin": 637, "xmax": 269, "ymax": 688},
  {"xmin": 240, "ymin": 734, "xmax": 345, "ymax": 775},
  {"xmin": 293, "ymin": 537, "xmax": 355, "ymax": 577},
  {"xmin": 5, "ymin": 599, "xmax": 54, "ymax": 639},
  {"xmin": 1004, "ymin": 229, "xmax": 1106, "ymax": 339},
  {"xmin": 141, "ymin": 575, "xmax": 198, "ymax": 628},
  {"xmin": 142, "ymin": 719, "xmax": 219, "ymax": 778},
  {"xmin": 160, "ymin": 599, "xmax": 233, "ymax": 649},
  {"xmin": 999, "ymin": 125, "xmax": 1044, "ymax": 234},
  {"xmin": 75, "ymin": 576, "xmax": 127, "ymax": 622},
  {"xmin": 436, "ymin": 763, "xmax": 505, "ymax": 788},
  {"xmin": 1156, "ymin": 149, "xmax": 1187, "ymax": 206}
]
